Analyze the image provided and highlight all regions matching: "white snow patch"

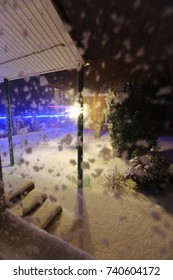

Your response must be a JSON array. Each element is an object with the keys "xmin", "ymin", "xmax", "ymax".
[
  {"xmin": 1, "ymin": 132, "xmax": 173, "ymax": 260},
  {"xmin": 39, "ymin": 76, "xmax": 48, "ymax": 87}
]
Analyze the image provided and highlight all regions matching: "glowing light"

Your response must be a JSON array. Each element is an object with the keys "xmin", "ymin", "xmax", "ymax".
[
  {"xmin": 67, "ymin": 103, "xmax": 89, "ymax": 120},
  {"xmin": 47, "ymin": 105, "xmax": 68, "ymax": 109},
  {"xmin": 0, "ymin": 114, "xmax": 69, "ymax": 120},
  {"xmin": 85, "ymin": 62, "xmax": 90, "ymax": 67},
  {"xmin": 36, "ymin": 114, "xmax": 68, "ymax": 118},
  {"xmin": 68, "ymin": 102, "xmax": 81, "ymax": 119},
  {"xmin": 0, "ymin": 103, "xmax": 88, "ymax": 121}
]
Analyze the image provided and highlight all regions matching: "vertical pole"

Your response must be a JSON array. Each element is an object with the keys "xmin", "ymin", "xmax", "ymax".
[
  {"xmin": 77, "ymin": 65, "xmax": 84, "ymax": 189},
  {"xmin": 0, "ymin": 152, "xmax": 5, "ymax": 212},
  {"xmin": 0, "ymin": 153, "xmax": 3, "ymax": 181},
  {"xmin": 4, "ymin": 78, "xmax": 15, "ymax": 166}
]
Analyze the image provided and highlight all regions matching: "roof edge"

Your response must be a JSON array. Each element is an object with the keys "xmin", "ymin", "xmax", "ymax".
[{"xmin": 51, "ymin": 0, "xmax": 87, "ymax": 63}]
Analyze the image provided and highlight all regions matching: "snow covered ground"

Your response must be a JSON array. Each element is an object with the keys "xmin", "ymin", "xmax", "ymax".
[{"xmin": 1, "ymin": 128, "xmax": 173, "ymax": 260}]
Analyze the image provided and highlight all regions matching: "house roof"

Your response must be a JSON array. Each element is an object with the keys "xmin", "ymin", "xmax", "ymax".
[{"xmin": 0, "ymin": 0, "xmax": 83, "ymax": 83}]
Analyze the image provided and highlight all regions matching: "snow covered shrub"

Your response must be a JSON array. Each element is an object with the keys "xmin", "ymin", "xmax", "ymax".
[
  {"xmin": 125, "ymin": 146, "xmax": 170, "ymax": 191},
  {"xmin": 106, "ymin": 82, "xmax": 163, "ymax": 159},
  {"xmin": 100, "ymin": 166, "xmax": 128, "ymax": 191}
]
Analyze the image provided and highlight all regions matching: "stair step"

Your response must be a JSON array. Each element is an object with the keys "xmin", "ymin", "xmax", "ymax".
[
  {"xmin": 5, "ymin": 181, "xmax": 35, "ymax": 205},
  {"xmin": 47, "ymin": 209, "xmax": 78, "ymax": 240},
  {"xmin": 9, "ymin": 189, "xmax": 47, "ymax": 217},
  {"xmin": 28, "ymin": 199, "xmax": 62, "ymax": 229}
]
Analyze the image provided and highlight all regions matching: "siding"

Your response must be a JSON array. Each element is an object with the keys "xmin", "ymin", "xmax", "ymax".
[{"xmin": 0, "ymin": 0, "xmax": 83, "ymax": 83}]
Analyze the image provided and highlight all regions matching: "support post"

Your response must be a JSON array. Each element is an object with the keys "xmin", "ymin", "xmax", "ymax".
[
  {"xmin": 0, "ymin": 153, "xmax": 3, "ymax": 182},
  {"xmin": 77, "ymin": 66, "xmax": 84, "ymax": 189},
  {"xmin": 0, "ymin": 152, "xmax": 5, "ymax": 212},
  {"xmin": 4, "ymin": 78, "xmax": 15, "ymax": 166}
]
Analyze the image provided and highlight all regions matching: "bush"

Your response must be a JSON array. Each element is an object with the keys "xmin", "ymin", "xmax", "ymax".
[
  {"xmin": 100, "ymin": 166, "xmax": 128, "ymax": 191},
  {"xmin": 106, "ymin": 82, "xmax": 163, "ymax": 159},
  {"xmin": 106, "ymin": 81, "xmax": 171, "ymax": 192},
  {"xmin": 125, "ymin": 146, "xmax": 170, "ymax": 191}
]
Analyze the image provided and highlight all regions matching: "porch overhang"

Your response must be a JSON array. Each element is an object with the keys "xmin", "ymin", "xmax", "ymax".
[
  {"xmin": 0, "ymin": 0, "xmax": 83, "ymax": 82},
  {"xmin": 0, "ymin": 0, "xmax": 84, "ymax": 203}
]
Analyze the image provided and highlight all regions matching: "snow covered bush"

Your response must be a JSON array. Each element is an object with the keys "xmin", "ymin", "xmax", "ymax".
[
  {"xmin": 125, "ymin": 146, "xmax": 170, "ymax": 191},
  {"xmin": 106, "ymin": 82, "xmax": 162, "ymax": 159},
  {"xmin": 100, "ymin": 166, "xmax": 128, "ymax": 191}
]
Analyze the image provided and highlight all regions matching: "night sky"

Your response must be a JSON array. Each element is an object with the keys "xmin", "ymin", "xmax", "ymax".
[{"xmin": 58, "ymin": 0, "xmax": 173, "ymax": 90}]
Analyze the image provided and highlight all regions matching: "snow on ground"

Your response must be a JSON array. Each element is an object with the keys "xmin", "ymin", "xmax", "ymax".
[{"xmin": 1, "ymin": 128, "xmax": 173, "ymax": 259}]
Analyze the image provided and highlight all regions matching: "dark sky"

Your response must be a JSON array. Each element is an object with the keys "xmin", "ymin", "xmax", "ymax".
[{"xmin": 56, "ymin": 0, "xmax": 173, "ymax": 91}]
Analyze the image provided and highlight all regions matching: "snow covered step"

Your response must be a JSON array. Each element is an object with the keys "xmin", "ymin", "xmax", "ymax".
[
  {"xmin": 9, "ymin": 189, "xmax": 47, "ymax": 217},
  {"xmin": 5, "ymin": 180, "xmax": 35, "ymax": 205},
  {"xmin": 28, "ymin": 199, "xmax": 62, "ymax": 229},
  {"xmin": 47, "ymin": 209, "xmax": 78, "ymax": 241}
]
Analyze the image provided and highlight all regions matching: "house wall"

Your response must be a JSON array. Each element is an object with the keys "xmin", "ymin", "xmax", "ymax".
[{"xmin": 84, "ymin": 94, "xmax": 108, "ymax": 130}]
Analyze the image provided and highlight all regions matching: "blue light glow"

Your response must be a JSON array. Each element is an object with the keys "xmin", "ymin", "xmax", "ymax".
[{"xmin": 0, "ymin": 114, "xmax": 70, "ymax": 120}]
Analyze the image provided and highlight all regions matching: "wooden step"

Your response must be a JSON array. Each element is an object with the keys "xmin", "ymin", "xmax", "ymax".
[
  {"xmin": 28, "ymin": 199, "xmax": 62, "ymax": 229},
  {"xmin": 9, "ymin": 189, "xmax": 47, "ymax": 217},
  {"xmin": 5, "ymin": 181, "xmax": 35, "ymax": 205}
]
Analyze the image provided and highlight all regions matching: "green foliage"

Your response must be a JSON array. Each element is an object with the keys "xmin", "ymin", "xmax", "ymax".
[
  {"xmin": 106, "ymin": 82, "xmax": 163, "ymax": 159},
  {"xmin": 106, "ymin": 81, "xmax": 171, "ymax": 192}
]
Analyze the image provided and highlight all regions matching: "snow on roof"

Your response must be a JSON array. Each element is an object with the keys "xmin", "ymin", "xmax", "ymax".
[{"xmin": 0, "ymin": 0, "xmax": 83, "ymax": 83}]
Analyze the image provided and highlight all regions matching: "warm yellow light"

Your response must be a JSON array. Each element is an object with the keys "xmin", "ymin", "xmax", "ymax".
[
  {"xmin": 68, "ymin": 102, "xmax": 81, "ymax": 119},
  {"xmin": 85, "ymin": 62, "xmax": 90, "ymax": 67},
  {"xmin": 68, "ymin": 103, "xmax": 88, "ymax": 119}
]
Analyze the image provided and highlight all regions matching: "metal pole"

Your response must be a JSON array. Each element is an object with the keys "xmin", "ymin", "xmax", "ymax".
[
  {"xmin": 4, "ymin": 78, "xmax": 15, "ymax": 166},
  {"xmin": 77, "ymin": 66, "xmax": 84, "ymax": 189}
]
